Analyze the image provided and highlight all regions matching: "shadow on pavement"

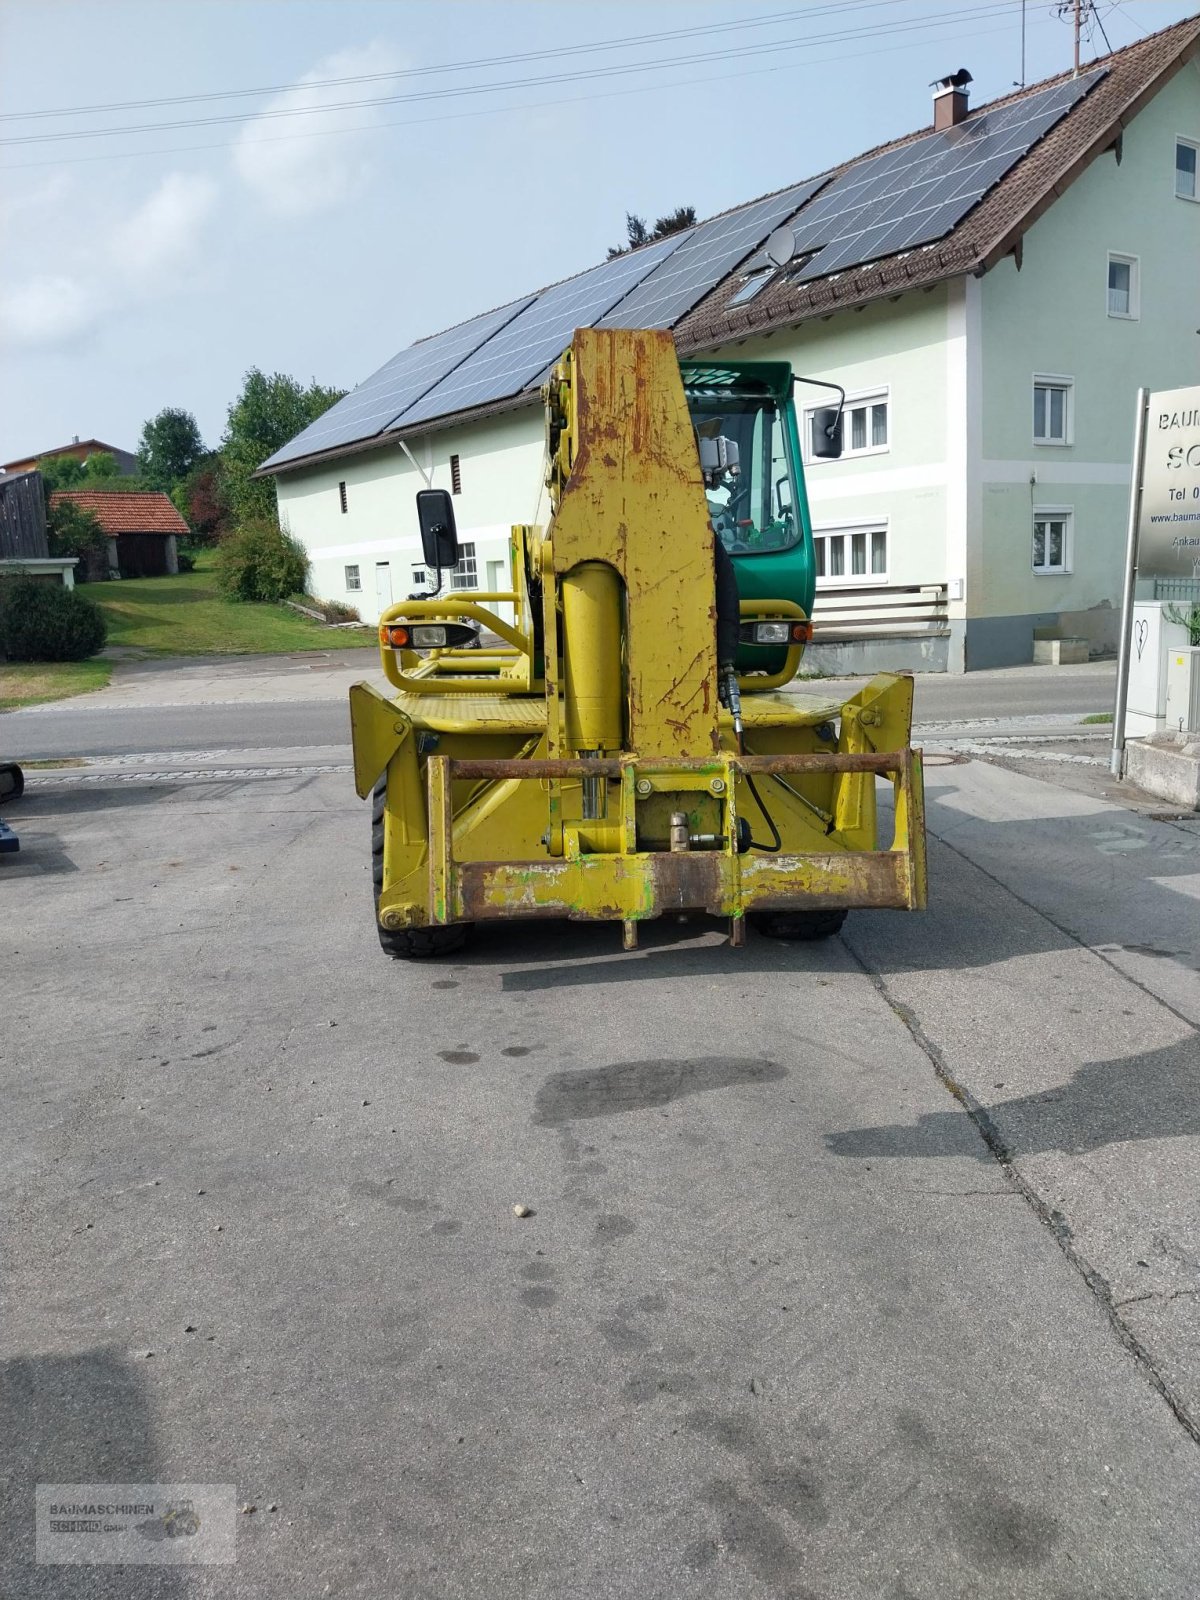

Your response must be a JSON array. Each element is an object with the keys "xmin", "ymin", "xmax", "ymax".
[
  {"xmin": 461, "ymin": 916, "xmax": 860, "ymax": 991},
  {"xmin": 0, "ymin": 1347, "xmax": 185, "ymax": 1599},
  {"xmin": 825, "ymin": 1038, "xmax": 1200, "ymax": 1160},
  {"xmin": 0, "ymin": 832, "xmax": 79, "ymax": 877},
  {"xmin": 8, "ymin": 784, "xmax": 177, "ymax": 817}
]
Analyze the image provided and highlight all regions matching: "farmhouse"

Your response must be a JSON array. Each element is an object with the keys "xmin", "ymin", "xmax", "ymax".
[{"xmin": 263, "ymin": 17, "xmax": 1200, "ymax": 672}]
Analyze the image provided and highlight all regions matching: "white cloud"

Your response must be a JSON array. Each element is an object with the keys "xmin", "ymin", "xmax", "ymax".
[
  {"xmin": 232, "ymin": 44, "xmax": 402, "ymax": 218},
  {"xmin": 0, "ymin": 274, "xmax": 104, "ymax": 350},
  {"xmin": 0, "ymin": 173, "xmax": 74, "ymax": 232},
  {"xmin": 0, "ymin": 169, "xmax": 219, "ymax": 350},
  {"xmin": 107, "ymin": 172, "xmax": 220, "ymax": 288}
]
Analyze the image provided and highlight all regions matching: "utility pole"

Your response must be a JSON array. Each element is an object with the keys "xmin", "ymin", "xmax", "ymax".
[
  {"xmin": 1074, "ymin": 0, "xmax": 1082, "ymax": 76},
  {"xmin": 1020, "ymin": 0, "xmax": 1027, "ymax": 87}
]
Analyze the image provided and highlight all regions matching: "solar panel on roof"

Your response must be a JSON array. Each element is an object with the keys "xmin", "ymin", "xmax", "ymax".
[
  {"xmin": 395, "ymin": 233, "xmax": 688, "ymax": 429},
  {"xmin": 261, "ymin": 294, "xmax": 536, "ymax": 470},
  {"xmin": 741, "ymin": 67, "xmax": 1106, "ymax": 288},
  {"xmin": 598, "ymin": 177, "xmax": 827, "ymax": 333}
]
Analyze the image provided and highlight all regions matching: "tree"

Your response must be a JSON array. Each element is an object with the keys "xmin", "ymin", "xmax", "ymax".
[
  {"xmin": 221, "ymin": 369, "xmax": 346, "ymax": 525},
  {"xmin": 652, "ymin": 205, "xmax": 696, "ymax": 237},
  {"xmin": 82, "ymin": 450, "xmax": 121, "ymax": 482},
  {"xmin": 44, "ymin": 497, "xmax": 108, "ymax": 566},
  {"xmin": 171, "ymin": 455, "xmax": 231, "ymax": 541},
  {"xmin": 36, "ymin": 455, "xmax": 85, "ymax": 491},
  {"xmin": 34, "ymin": 457, "xmax": 111, "ymax": 567},
  {"xmin": 607, "ymin": 205, "xmax": 696, "ymax": 259},
  {"xmin": 137, "ymin": 408, "xmax": 206, "ymax": 493}
]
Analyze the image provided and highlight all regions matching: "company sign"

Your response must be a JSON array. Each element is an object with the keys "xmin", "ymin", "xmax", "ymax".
[{"xmin": 1137, "ymin": 385, "xmax": 1200, "ymax": 578}]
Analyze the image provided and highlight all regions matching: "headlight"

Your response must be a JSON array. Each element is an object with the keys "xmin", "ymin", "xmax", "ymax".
[
  {"xmin": 737, "ymin": 619, "xmax": 814, "ymax": 646},
  {"xmin": 381, "ymin": 621, "xmax": 479, "ymax": 649}
]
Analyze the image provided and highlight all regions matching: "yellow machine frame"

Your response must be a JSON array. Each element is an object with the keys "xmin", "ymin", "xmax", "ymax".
[{"xmin": 350, "ymin": 328, "xmax": 926, "ymax": 950}]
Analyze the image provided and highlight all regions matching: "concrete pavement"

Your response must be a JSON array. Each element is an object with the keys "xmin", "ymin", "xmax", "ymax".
[{"xmin": 2, "ymin": 738, "xmax": 1198, "ymax": 1596}]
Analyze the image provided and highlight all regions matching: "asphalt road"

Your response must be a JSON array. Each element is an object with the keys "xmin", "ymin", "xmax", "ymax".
[
  {"xmin": 3, "ymin": 749, "xmax": 1198, "ymax": 1598},
  {"xmin": 1, "ymin": 654, "xmax": 1118, "ymax": 761}
]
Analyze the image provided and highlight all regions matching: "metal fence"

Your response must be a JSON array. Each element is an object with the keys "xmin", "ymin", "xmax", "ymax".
[{"xmin": 1153, "ymin": 576, "xmax": 1200, "ymax": 603}]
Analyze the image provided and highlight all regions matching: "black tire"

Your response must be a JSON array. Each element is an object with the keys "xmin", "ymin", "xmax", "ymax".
[
  {"xmin": 0, "ymin": 764, "xmax": 24, "ymax": 804},
  {"xmin": 751, "ymin": 909, "xmax": 847, "ymax": 941},
  {"xmin": 371, "ymin": 774, "xmax": 470, "ymax": 958}
]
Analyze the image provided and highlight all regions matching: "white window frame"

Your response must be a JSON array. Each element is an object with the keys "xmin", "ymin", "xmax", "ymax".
[
  {"xmin": 448, "ymin": 540, "xmax": 478, "ymax": 591},
  {"xmin": 411, "ymin": 566, "xmax": 427, "ymax": 588},
  {"xmin": 1032, "ymin": 373, "xmax": 1074, "ymax": 447},
  {"xmin": 344, "ymin": 563, "xmax": 361, "ymax": 592},
  {"xmin": 812, "ymin": 519, "xmax": 889, "ymax": 589},
  {"xmin": 804, "ymin": 386, "xmax": 890, "ymax": 464},
  {"xmin": 1175, "ymin": 136, "xmax": 1198, "ymax": 202},
  {"xmin": 1032, "ymin": 506, "xmax": 1073, "ymax": 576},
  {"xmin": 1106, "ymin": 252, "xmax": 1139, "ymax": 320}
]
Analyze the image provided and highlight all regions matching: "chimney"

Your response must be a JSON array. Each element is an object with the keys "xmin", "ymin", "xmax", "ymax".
[
  {"xmin": 931, "ymin": 68, "xmax": 972, "ymax": 131},
  {"xmin": 72, "ymin": 434, "xmax": 80, "ymax": 444}
]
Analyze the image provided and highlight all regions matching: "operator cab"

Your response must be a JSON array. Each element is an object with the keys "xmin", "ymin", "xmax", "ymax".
[{"xmin": 684, "ymin": 365, "xmax": 802, "ymax": 559}]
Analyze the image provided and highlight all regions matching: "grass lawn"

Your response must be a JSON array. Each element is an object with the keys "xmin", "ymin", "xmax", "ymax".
[
  {"xmin": 88, "ymin": 552, "xmax": 368, "ymax": 657},
  {"xmin": 0, "ymin": 659, "xmax": 113, "ymax": 711}
]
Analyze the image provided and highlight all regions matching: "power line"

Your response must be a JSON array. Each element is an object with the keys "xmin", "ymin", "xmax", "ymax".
[
  {"xmin": 0, "ymin": 0, "xmax": 1055, "ymax": 148},
  {"xmin": 0, "ymin": 5, "xmax": 837, "ymax": 123},
  {"xmin": 0, "ymin": 0, "xmax": 998, "ymax": 126},
  {"xmin": 1093, "ymin": 3, "xmax": 1115, "ymax": 54},
  {"xmin": 0, "ymin": 10, "xmax": 1042, "ymax": 175}
]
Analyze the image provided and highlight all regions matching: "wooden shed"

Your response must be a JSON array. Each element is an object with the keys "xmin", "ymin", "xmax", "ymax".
[{"xmin": 49, "ymin": 490, "xmax": 187, "ymax": 580}]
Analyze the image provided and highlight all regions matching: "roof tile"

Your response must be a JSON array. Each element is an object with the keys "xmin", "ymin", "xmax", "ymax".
[{"xmin": 50, "ymin": 490, "xmax": 189, "ymax": 536}]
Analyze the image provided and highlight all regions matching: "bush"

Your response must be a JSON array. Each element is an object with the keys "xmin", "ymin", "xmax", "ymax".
[
  {"xmin": 0, "ymin": 578, "xmax": 108, "ymax": 662},
  {"xmin": 297, "ymin": 595, "xmax": 361, "ymax": 624},
  {"xmin": 214, "ymin": 519, "xmax": 308, "ymax": 603},
  {"xmin": 45, "ymin": 497, "xmax": 108, "ymax": 564}
]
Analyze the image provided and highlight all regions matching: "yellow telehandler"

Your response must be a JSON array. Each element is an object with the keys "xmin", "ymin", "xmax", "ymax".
[{"xmin": 350, "ymin": 327, "xmax": 925, "ymax": 957}]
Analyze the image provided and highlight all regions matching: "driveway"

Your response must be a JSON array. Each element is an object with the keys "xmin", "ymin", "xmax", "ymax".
[{"xmin": 2, "ymin": 736, "xmax": 1197, "ymax": 1598}]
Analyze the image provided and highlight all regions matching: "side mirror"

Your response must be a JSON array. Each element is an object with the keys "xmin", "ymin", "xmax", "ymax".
[
  {"xmin": 810, "ymin": 408, "xmax": 843, "ymax": 460},
  {"xmin": 416, "ymin": 488, "xmax": 459, "ymax": 572}
]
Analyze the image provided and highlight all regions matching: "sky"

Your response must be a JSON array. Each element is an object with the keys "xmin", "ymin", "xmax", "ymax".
[{"xmin": 0, "ymin": 0, "xmax": 1195, "ymax": 461}]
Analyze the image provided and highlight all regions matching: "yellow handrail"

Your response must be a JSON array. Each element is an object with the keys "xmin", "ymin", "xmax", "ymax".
[{"xmin": 377, "ymin": 596, "xmax": 533, "ymax": 695}]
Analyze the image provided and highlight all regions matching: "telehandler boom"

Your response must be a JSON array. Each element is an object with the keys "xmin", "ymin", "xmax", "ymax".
[{"xmin": 350, "ymin": 327, "xmax": 925, "ymax": 957}]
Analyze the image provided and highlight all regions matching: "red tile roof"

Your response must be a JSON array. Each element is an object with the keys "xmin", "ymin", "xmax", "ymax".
[{"xmin": 50, "ymin": 490, "xmax": 188, "ymax": 536}]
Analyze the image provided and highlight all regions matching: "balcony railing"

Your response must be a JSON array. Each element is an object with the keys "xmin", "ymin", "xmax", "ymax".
[{"xmin": 812, "ymin": 583, "xmax": 949, "ymax": 640}]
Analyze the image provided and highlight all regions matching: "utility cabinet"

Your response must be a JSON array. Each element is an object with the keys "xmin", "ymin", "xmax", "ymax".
[
  {"xmin": 1165, "ymin": 645, "xmax": 1200, "ymax": 734},
  {"xmin": 1125, "ymin": 601, "xmax": 1190, "ymax": 739}
]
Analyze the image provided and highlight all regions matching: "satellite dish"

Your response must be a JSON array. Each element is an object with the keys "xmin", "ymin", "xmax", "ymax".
[{"xmin": 765, "ymin": 227, "xmax": 796, "ymax": 269}]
